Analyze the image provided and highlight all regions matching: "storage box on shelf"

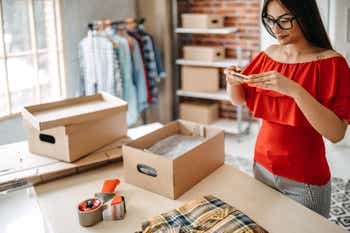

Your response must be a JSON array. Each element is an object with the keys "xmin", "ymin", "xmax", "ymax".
[
  {"xmin": 180, "ymin": 101, "xmax": 219, "ymax": 124},
  {"xmin": 173, "ymin": 11, "xmax": 252, "ymax": 136},
  {"xmin": 181, "ymin": 14, "xmax": 224, "ymax": 29},
  {"xmin": 181, "ymin": 66, "xmax": 220, "ymax": 93},
  {"xmin": 22, "ymin": 93, "xmax": 128, "ymax": 162},
  {"xmin": 183, "ymin": 46, "xmax": 225, "ymax": 62},
  {"xmin": 123, "ymin": 120, "xmax": 225, "ymax": 199}
]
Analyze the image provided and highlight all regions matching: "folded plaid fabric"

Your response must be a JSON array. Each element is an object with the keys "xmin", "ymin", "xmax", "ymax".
[{"xmin": 137, "ymin": 195, "xmax": 268, "ymax": 233}]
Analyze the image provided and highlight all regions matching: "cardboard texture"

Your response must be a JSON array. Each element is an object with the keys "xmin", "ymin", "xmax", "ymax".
[
  {"xmin": 182, "ymin": 14, "xmax": 224, "ymax": 29},
  {"xmin": 22, "ymin": 93, "xmax": 128, "ymax": 162},
  {"xmin": 0, "ymin": 123, "xmax": 161, "ymax": 189},
  {"xmin": 22, "ymin": 93, "xmax": 127, "ymax": 131},
  {"xmin": 183, "ymin": 46, "xmax": 225, "ymax": 62},
  {"xmin": 180, "ymin": 102, "xmax": 219, "ymax": 124},
  {"xmin": 123, "ymin": 120, "xmax": 225, "ymax": 199},
  {"xmin": 181, "ymin": 66, "xmax": 220, "ymax": 92}
]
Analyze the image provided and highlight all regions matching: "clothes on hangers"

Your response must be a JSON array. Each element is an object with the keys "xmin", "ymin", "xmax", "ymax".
[
  {"xmin": 105, "ymin": 27, "xmax": 123, "ymax": 98},
  {"xmin": 110, "ymin": 32, "xmax": 138, "ymax": 126},
  {"xmin": 79, "ymin": 30, "xmax": 116, "ymax": 96},
  {"xmin": 131, "ymin": 29, "xmax": 158, "ymax": 105},
  {"xmin": 130, "ymin": 36, "xmax": 148, "ymax": 113},
  {"xmin": 138, "ymin": 26, "xmax": 165, "ymax": 82},
  {"xmin": 79, "ymin": 20, "xmax": 165, "ymax": 126},
  {"xmin": 127, "ymin": 31, "xmax": 153, "ymax": 104}
]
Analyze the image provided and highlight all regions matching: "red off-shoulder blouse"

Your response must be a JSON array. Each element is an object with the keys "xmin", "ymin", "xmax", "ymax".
[{"xmin": 241, "ymin": 51, "xmax": 350, "ymax": 185}]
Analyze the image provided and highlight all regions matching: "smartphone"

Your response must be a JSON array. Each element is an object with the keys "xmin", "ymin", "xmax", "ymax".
[{"xmin": 231, "ymin": 72, "xmax": 249, "ymax": 80}]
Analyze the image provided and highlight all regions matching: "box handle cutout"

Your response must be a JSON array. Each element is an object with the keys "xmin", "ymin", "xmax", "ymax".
[
  {"xmin": 137, "ymin": 164, "xmax": 157, "ymax": 177},
  {"xmin": 216, "ymin": 52, "xmax": 222, "ymax": 57},
  {"xmin": 39, "ymin": 134, "xmax": 56, "ymax": 144},
  {"xmin": 211, "ymin": 19, "xmax": 219, "ymax": 24}
]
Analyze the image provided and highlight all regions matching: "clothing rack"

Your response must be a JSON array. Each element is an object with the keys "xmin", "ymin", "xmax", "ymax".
[
  {"xmin": 87, "ymin": 18, "xmax": 146, "ymax": 30},
  {"xmin": 81, "ymin": 16, "xmax": 165, "ymax": 126}
]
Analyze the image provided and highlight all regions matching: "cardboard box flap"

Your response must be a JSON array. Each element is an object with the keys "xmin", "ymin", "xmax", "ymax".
[
  {"xmin": 22, "ymin": 92, "xmax": 127, "ymax": 131},
  {"xmin": 128, "ymin": 121, "xmax": 180, "ymax": 149}
]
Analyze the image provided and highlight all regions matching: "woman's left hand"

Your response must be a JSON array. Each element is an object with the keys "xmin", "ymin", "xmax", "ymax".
[{"xmin": 245, "ymin": 71, "xmax": 300, "ymax": 97}]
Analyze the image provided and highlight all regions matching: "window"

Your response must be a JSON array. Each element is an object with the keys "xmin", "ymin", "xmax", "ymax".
[{"xmin": 0, "ymin": 0, "xmax": 64, "ymax": 118}]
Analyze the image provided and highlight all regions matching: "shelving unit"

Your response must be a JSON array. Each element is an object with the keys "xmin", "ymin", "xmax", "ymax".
[
  {"xmin": 176, "ymin": 59, "xmax": 249, "ymax": 68},
  {"xmin": 175, "ymin": 27, "xmax": 238, "ymax": 34},
  {"xmin": 177, "ymin": 89, "xmax": 229, "ymax": 101},
  {"xmin": 171, "ymin": 0, "xmax": 252, "ymax": 136}
]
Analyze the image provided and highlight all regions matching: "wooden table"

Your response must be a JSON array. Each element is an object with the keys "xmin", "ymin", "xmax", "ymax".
[
  {"xmin": 35, "ymin": 162, "xmax": 347, "ymax": 233},
  {"xmin": 1, "ymin": 122, "xmax": 347, "ymax": 233}
]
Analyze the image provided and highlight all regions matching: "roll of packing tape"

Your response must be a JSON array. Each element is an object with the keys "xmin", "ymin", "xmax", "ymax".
[
  {"xmin": 78, "ymin": 198, "xmax": 103, "ymax": 227},
  {"xmin": 94, "ymin": 192, "xmax": 115, "ymax": 203},
  {"xmin": 103, "ymin": 195, "xmax": 126, "ymax": 221}
]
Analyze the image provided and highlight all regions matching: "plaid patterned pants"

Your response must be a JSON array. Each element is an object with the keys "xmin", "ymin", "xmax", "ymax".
[{"xmin": 253, "ymin": 161, "xmax": 331, "ymax": 218}]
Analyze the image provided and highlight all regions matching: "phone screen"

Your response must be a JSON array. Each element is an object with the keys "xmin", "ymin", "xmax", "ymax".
[{"xmin": 233, "ymin": 72, "xmax": 249, "ymax": 80}]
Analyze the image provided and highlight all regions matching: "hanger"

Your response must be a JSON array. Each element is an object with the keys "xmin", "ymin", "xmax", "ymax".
[
  {"xmin": 125, "ymin": 18, "xmax": 136, "ymax": 32},
  {"xmin": 116, "ymin": 23, "xmax": 135, "ymax": 53},
  {"xmin": 97, "ymin": 21, "xmax": 104, "ymax": 33}
]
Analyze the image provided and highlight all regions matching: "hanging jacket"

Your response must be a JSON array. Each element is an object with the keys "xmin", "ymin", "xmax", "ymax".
[
  {"xmin": 108, "ymin": 31, "xmax": 138, "ymax": 126},
  {"xmin": 79, "ymin": 30, "xmax": 115, "ymax": 96},
  {"xmin": 130, "ymin": 36, "xmax": 148, "ymax": 112}
]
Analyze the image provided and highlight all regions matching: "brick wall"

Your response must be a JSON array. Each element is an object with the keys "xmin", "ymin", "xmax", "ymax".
[
  {"xmin": 177, "ymin": 0, "xmax": 261, "ymax": 120},
  {"xmin": 178, "ymin": 0, "xmax": 261, "ymax": 59}
]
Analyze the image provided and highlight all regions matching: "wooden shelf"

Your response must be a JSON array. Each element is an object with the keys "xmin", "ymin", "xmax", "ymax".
[
  {"xmin": 176, "ymin": 59, "xmax": 249, "ymax": 68},
  {"xmin": 211, "ymin": 119, "xmax": 250, "ymax": 135},
  {"xmin": 175, "ymin": 27, "xmax": 238, "ymax": 34},
  {"xmin": 177, "ymin": 89, "xmax": 229, "ymax": 101}
]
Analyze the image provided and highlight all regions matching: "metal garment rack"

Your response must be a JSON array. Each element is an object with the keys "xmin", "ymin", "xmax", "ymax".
[
  {"xmin": 171, "ymin": 0, "xmax": 252, "ymax": 137},
  {"xmin": 87, "ymin": 18, "xmax": 146, "ymax": 30}
]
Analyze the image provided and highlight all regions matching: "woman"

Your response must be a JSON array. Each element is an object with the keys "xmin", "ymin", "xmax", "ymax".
[{"xmin": 226, "ymin": 0, "xmax": 350, "ymax": 218}]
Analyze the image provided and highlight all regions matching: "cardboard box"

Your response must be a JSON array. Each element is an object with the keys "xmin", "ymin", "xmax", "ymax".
[
  {"xmin": 22, "ymin": 93, "xmax": 128, "ymax": 162},
  {"xmin": 182, "ymin": 14, "xmax": 224, "ymax": 29},
  {"xmin": 180, "ymin": 102, "xmax": 219, "ymax": 124},
  {"xmin": 123, "ymin": 120, "xmax": 225, "ymax": 199},
  {"xmin": 181, "ymin": 66, "xmax": 220, "ymax": 92},
  {"xmin": 183, "ymin": 46, "xmax": 225, "ymax": 61}
]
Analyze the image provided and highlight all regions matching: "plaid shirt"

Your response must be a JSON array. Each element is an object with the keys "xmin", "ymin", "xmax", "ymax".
[{"xmin": 138, "ymin": 195, "xmax": 268, "ymax": 233}]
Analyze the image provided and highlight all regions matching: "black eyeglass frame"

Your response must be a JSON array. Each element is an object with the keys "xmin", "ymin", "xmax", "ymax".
[{"xmin": 262, "ymin": 13, "xmax": 297, "ymax": 37}]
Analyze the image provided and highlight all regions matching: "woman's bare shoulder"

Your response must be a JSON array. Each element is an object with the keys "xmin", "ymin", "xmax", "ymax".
[{"xmin": 315, "ymin": 49, "xmax": 343, "ymax": 60}]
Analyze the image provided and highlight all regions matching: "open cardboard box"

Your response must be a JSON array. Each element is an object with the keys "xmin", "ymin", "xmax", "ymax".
[
  {"xmin": 22, "ymin": 92, "xmax": 128, "ymax": 162},
  {"xmin": 123, "ymin": 120, "xmax": 225, "ymax": 199}
]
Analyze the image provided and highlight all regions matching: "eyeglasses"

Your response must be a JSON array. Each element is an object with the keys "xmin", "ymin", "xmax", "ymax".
[{"xmin": 262, "ymin": 13, "xmax": 296, "ymax": 32}]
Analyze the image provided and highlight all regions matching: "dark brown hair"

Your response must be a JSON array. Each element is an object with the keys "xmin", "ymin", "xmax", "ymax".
[{"xmin": 262, "ymin": 0, "xmax": 333, "ymax": 50}]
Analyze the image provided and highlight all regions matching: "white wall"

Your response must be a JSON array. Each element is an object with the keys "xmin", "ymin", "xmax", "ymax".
[{"xmin": 60, "ymin": 0, "xmax": 136, "ymax": 97}]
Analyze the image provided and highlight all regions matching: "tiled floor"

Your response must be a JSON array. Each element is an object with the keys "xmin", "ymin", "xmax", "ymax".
[{"xmin": 224, "ymin": 121, "xmax": 350, "ymax": 180}]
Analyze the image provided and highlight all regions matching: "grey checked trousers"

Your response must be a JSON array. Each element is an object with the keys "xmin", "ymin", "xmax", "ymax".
[{"xmin": 253, "ymin": 161, "xmax": 331, "ymax": 218}]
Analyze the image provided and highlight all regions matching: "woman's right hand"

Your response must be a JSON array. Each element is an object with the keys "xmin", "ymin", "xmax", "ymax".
[{"xmin": 224, "ymin": 65, "xmax": 243, "ymax": 86}]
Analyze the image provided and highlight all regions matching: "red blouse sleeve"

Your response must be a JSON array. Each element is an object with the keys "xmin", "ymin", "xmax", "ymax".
[{"xmin": 318, "ymin": 57, "xmax": 350, "ymax": 124}]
